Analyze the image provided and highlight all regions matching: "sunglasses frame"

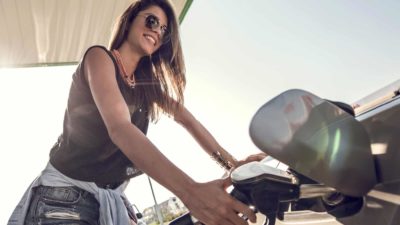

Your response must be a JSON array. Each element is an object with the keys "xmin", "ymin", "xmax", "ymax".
[{"xmin": 137, "ymin": 13, "xmax": 171, "ymax": 44}]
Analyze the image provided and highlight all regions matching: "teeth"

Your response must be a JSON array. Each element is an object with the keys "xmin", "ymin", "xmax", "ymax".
[{"xmin": 144, "ymin": 35, "xmax": 156, "ymax": 45}]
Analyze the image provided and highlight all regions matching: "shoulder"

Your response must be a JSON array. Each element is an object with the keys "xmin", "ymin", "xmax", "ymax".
[
  {"xmin": 83, "ymin": 46, "xmax": 115, "ymax": 71},
  {"xmin": 82, "ymin": 46, "xmax": 117, "ymax": 80},
  {"xmin": 84, "ymin": 45, "xmax": 113, "ymax": 63}
]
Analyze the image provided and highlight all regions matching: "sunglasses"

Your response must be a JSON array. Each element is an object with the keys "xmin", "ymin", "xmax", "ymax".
[{"xmin": 138, "ymin": 13, "xmax": 170, "ymax": 44}]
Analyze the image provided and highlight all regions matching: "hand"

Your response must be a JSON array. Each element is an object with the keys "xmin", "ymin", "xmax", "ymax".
[
  {"xmin": 181, "ymin": 178, "xmax": 256, "ymax": 225},
  {"xmin": 236, "ymin": 152, "xmax": 267, "ymax": 168}
]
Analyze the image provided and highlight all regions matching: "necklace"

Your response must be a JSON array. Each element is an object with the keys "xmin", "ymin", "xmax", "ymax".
[{"xmin": 111, "ymin": 49, "xmax": 136, "ymax": 88}]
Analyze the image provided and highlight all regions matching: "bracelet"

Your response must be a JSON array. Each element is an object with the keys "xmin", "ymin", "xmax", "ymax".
[{"xmin": 211, "ymin": 151, "xmax": 234, "ymax": 171}]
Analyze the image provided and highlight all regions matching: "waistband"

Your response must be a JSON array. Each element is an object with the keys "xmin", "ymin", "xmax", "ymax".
[
  {"xmin": 39, "ymin": 162, "xmax": 131, "ymax": 225},
  {"xmin": 95, "ymin": 181, "xmax": 124, "ymax": 189}
]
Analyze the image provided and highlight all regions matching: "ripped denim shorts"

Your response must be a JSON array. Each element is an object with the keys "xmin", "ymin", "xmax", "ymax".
[{"xmin": 24, "ymin": 185, "xmax": 100, "ymax": 225}]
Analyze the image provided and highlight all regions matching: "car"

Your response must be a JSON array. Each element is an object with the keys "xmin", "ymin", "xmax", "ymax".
[
  {"xmin": 170, "ymin": 79, "xmax": 400, "ymax": 225},
  {"xmin": 242, "ymin": 80, "xmax": 400, "ymax": 225}
]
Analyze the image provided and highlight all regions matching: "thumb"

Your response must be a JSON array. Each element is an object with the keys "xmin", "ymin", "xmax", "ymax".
[{"xmin": 221, "ymin": 176, "xmax": 232, "ymax": 189}]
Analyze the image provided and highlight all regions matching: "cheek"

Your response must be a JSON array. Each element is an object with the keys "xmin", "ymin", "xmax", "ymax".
[{"xmin": 128, "ymin": 21, "xmax": 141, "ymax": 37}]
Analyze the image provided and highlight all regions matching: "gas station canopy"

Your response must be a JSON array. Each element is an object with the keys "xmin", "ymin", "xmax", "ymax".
[{"xmin": 0, "ymin": 0, "xmax": 192, "ymax": 67}]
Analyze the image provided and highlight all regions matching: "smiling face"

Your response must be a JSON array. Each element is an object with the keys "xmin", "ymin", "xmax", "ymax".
[{"xmin": 127, "ymin": 5, "xmax": 168, "ymax": 56}]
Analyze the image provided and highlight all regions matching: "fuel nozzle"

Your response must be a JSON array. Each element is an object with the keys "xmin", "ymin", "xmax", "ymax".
[{"xmin": 231, "ymin": 161, "xmax": 300, "ymax": 225}]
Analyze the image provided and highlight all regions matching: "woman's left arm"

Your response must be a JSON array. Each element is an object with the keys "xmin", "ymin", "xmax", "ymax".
[{"xmin": 173, "ymin": 103, "xmax": 266, "ymax": 171}]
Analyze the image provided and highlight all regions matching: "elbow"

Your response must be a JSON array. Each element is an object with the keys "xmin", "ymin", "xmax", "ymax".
[
  {"xmin": 174, "ymin": 113, "xmax": 185, "ymax": 125},
  {"xmin": 108, "ymin": 126, "xmax": 120, "ymax": 144},
  {"xmin": 107, "ymin": 122, "xmax": 128, "ymax": 144},
  {"xmin": 174, "ymin": 111, "xmax": 191, "ymax": 128},
  {"xmin": 174, "ymin": 105, "xmax": 190, "ymax": 125},
  {"xmin": 174, "ymin": 111, "xmax": 197, "ymax": 132}
]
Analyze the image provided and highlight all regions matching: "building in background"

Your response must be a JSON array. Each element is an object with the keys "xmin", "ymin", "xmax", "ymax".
[{"xmin": 142, "ymin": 197, "xmax": 188, "ymax": 224}]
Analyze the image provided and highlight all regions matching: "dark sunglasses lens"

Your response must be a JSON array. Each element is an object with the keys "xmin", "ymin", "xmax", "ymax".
[
  {"xmin": 146, "ymin": 15, "xmax": 159, "ymax": 30},
  {"xmin": 145, "ymin": 15, "xmax": 170, "ymax": 44}
]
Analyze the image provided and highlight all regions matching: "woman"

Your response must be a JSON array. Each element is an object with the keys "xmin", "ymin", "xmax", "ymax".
[{"xmin": 8, "ymin": 0, "xmax": 263, "ymax": 224}]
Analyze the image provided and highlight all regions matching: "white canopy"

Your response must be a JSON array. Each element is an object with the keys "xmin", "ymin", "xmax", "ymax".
[{"xmin": 0, "ymin": 0, "xmax": 192, "ymax": 67}]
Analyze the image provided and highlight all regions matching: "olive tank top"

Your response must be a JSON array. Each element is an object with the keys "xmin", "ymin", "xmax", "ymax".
[{"xmin": 50, "ymin": 46, "xmax": 149, "ymax": 186}]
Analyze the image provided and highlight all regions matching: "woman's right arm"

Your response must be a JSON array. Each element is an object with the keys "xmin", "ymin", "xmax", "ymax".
[{"xmin": 83, "ymin": 47, "xmax": 254, "ymax": 225}]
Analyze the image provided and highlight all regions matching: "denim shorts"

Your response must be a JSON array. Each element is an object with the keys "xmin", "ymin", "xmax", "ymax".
[{"xmin": 24, "ymin": 185, "xmax": 100, "ymax": 225}]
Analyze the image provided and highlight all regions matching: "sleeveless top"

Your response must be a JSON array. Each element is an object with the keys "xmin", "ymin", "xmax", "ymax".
[{"xmin": 50, "ymin": 46, "xmax": 149, "ymax": 187}]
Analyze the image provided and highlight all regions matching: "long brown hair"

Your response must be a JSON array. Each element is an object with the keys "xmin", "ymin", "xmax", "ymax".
[{"xmin": 109, "ymin": 0, "xmax": 185, "ymax": 121}]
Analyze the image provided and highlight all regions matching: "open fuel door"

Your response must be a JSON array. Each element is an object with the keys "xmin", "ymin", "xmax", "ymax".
[{"xmin": 249, "ymin": 89, "xmax": 377, "ymax": 196}]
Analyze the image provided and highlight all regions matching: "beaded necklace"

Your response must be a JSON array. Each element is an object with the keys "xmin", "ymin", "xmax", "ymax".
[{"xmin": 111, "ymin": 49, "xmax": 136, "ymax": 88}]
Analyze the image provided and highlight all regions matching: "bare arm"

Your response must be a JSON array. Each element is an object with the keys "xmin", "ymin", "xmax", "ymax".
[
  {"xmin": 173, "ymin": 104, "xmax": 239, "ymax": 170},
  {"xmin": 84, "ymin": 47, "xmax": 256, "ymax": 225},
  {"xmin": 173, "ymin": 103, "xmax": 266, "ymax": 171},
  {"xmin": 84, "ymin": 47, "xmax": 195, "ymax": 198}
]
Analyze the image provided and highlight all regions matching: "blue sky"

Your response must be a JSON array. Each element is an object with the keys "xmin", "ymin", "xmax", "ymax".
[{"xmin": 1, "ymin": 0, "xmax": 399, "ymax": 223}]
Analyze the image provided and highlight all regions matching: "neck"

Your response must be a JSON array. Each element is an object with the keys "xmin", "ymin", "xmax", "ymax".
[{"xmin": 117, "ymin": 43, "xmax": 143, "ymax": 75}]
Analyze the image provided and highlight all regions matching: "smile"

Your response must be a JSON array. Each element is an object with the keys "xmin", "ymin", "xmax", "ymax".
[{"xmin": 144, "ymin": 34, "xmax": 156, "ymax": 46}]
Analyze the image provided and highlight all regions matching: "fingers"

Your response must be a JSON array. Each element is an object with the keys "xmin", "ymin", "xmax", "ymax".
[
  {"xmin": 219, "ymin": 201, "xmax": 256, "ymax": 225},
  {"xmin": 219, "ymin": 178, "xmax": 257, "ymax": 223},
  {"xmin": 247, "ymin": 152, "xmax": 268, "ymax": 162},
  {"xmin": 236, "ymin": 152, "xmax": 268, "ymax": 167},
  {"xmin": 230, "ymin": 197, "xmax": 257, "ymax": 224},
  {"xmin": 184, "ymin": 180, "xmax": 256, "ymax": 225},
  {"xmin": 213, "ymin": 186, "xmax": 256, "ymax": 225},
  {"xmin": 221, "ymin": 176, "xmax": 233, "ymax": 189},
  {"xmin": 206, "ymin": 203, "xmax": 250, "ymax": 225}
]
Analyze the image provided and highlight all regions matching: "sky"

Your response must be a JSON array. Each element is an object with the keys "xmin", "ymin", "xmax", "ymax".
[{"xmin": 1, "ymin": 0, "xmax": 400, "ymax": 224}]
